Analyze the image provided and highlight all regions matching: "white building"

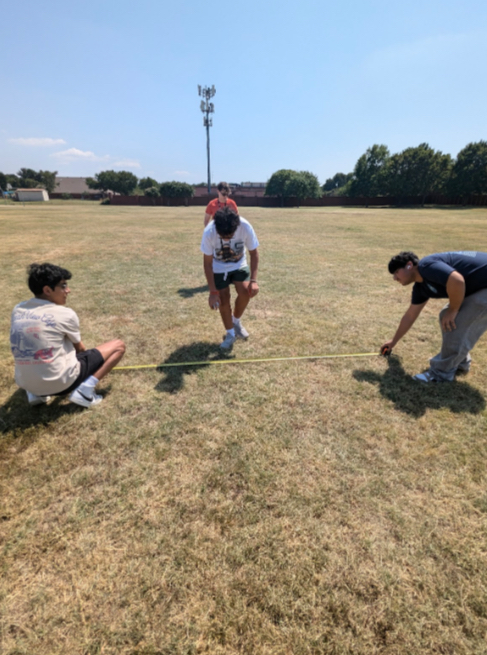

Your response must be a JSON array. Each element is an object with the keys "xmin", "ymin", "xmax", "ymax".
[{"xmin": 16, "ymin": 189, "xmax": 49, "ymax": 202}]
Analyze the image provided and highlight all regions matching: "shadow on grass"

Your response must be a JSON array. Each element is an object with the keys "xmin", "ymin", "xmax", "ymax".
[
  {"xmin": 353, "ymin": 355, "xmax": 485, "ymax": 418},
  {"xmin": 0, "ymin": 388, "xmax": 85, "ymax": 447},
  {"xmin": 177, "ymin": 284, "xmax": 208, "ymax": 298},
  {"xmin": 0, "ymin": 385, "xmax": 113, "ymax": 441},
  {"xmin": 155, "ymin": 341, "xmax": 230, "ymax": 393}
]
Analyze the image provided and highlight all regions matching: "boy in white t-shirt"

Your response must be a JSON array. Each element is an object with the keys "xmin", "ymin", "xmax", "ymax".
[
  {"xmin": 201, "ymin": 206, "xmax": 260, "ymax": 350},
  {"xmin": 10, "ymin": 263, "xmax": 125, "ymax": 408}
]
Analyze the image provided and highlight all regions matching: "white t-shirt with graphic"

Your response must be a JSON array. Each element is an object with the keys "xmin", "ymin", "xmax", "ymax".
[
  {"xmin": 200, "ymin": 217, "xmax": 259, "ymax": 274},
  {"xmin": 10, "ymin": 298, "xmax": 81, "ymax": 395}
]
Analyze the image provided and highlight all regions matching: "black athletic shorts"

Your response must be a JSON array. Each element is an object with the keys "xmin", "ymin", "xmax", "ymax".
[
  {"xmin": 213, "ymin": 266, "xmax": 250, "ymax": 290},
  {"xmin": 55, "ymin": 348, "xmax": 104, "ymax": 396}
]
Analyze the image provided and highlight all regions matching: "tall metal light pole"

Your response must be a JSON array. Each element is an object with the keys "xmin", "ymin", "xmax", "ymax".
[{"xmin": 198, "ymin": 85, "xmax": 216, "ymax": 194}]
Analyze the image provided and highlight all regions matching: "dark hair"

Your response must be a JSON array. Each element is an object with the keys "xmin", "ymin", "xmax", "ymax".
[
  {"xmin": 217, "ymin": 181, "xmax": 231, "ymax": 195},
  {"xmin": 214, "ymin": 206, "xmax": 240, "ymax": 237},
  {"xmin": 388, "ymin": 251, "xmax": 419, "ymax": 274},
  {"xmin": 27, "ymin": 262, "xmax": 72, "ymax": 296}
]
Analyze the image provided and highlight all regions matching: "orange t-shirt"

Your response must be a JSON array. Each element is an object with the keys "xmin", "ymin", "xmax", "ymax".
[{"xmin": 205, "ymin": 198, "xmax": 238, "ymax": 217}]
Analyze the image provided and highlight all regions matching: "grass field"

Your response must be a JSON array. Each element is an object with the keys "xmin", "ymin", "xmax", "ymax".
[{"xmin": 1, "ymin": 202, "xmax": 487, "ymax": 655}]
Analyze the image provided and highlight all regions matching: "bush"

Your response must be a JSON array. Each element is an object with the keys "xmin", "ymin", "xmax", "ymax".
[
  {"xmin": 61, "ymin": 193, "xmax": 72, "ymax": 200},
  {"xmin": 159, "ymin": 181, "xmax": 194, "ymax": 198},
  {"xmin": 139, "ymin": 177, "xmax": 159, "ymax": 190},
  {"xmin": 265, "ymin": 169, "xmax": 322, "ymax": 206},
  {"xmin": 87, "ymin": 170, "xmax": 138, "ymax": 195}
]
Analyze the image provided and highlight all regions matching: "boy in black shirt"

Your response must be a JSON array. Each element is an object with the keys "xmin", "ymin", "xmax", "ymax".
[{"xmin": 380, "ymin": 251, "xmax": 487, "ymax": 382}]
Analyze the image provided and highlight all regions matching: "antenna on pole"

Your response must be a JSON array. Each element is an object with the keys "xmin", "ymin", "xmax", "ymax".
[{"xmin": 198, "ymin": 85, "xmax": 216, "ymax": 194}]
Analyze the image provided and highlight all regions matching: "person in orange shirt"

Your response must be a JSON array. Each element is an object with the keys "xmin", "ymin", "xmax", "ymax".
[{"xmin": 204, "ymin": 181, "xmax": 238, "ymax": 226}]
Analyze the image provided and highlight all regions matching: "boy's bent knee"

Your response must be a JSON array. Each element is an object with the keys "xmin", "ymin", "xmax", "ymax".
[
  {"xmin": 113, "ymin": 340, "xmax": 126, "ymax": 360},
  {"xmin": 108, "ymin": 339, "xmax": 125, "ymax": 356},
  {"xmin": 96, "ymin": 339, "xmax": 126, "ymax": 362},
  {"xmin": 115, "ymin": 339, "xmax": 126, "ymax": 354},
  {"xmin": 235, "ymin": 281, "xmax": 250, "ymax": 296}
]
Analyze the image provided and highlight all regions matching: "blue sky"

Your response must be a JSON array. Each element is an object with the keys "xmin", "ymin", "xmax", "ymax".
[{"xmin": 2, "ymin": 0, "xmax": 486, "ymax": 185}]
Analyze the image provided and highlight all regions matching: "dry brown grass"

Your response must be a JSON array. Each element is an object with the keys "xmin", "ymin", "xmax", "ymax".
[{"xmin": 1, "ymin": 202, "xmax": 487, "ymax": 654}]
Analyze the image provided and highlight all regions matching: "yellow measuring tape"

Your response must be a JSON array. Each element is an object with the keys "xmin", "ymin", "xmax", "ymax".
[{"xmin": 114, "ymin": 352, "xmax": 379, "ymax": 370}]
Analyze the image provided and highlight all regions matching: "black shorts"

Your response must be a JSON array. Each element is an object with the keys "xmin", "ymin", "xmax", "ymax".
[
  {"xmin": 55, "ymin": 348, "xmax": 104, "ymax": 396},
  {"xmin": 214, "ymin": 266, "xmax": 250, "ymax": 290}
]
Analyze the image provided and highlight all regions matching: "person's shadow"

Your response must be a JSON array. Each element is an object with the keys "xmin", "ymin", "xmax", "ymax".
[
  {"xmin": 154, "ymin": 341, "xmax": 231, "ymax": 393},
  {"xmin": 177, "ymin": 285, "xmax": 208, "ymax": 299},
  {"xmin": 353, "ymin": 355, "xmax": 485, "ymax": 418}
]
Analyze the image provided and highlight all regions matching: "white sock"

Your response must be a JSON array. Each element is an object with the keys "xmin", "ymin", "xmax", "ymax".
[
  {"xmin": 80, "ymin": 375, "xmax": 99, "ymax": 389},
  {"xmin": 226, "ymin": 328, "xmax": 236, "ymax": 337},
  {"xmin": 233, "ymin": 317, "xmax": 241, "ymax": 327}
]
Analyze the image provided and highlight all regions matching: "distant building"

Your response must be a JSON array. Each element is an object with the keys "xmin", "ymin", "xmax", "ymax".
[
  {"xmin": 16, "ymin": 189, "xmax": 49, "ymax": 202},
  {"xmin": 193, "ymin": 185, "xmax": 216, "ymax": 198},
  {"xmin": 193, "ymin": 182, "xmax": 267, "ymax": 198},
  {"xmin": 232, "ymin": 182, "xmax": 266, "ymax": 197},
  {"xmin": 51, "ymin": 177, "xmax": 103, "ymax": 199}
]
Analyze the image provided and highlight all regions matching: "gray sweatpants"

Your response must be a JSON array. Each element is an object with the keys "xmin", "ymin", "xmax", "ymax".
[{"xmin": 429, "ymin": 288, "xmax": 487, "ymax": 381}]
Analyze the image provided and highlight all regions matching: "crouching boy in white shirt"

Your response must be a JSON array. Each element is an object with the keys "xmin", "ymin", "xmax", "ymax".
[
  {"xmin": 201, "ymin": 207, "xmax": 260, "ymax": 350},
  {"xmin": 10, "ymin": 262, "xmax": 125, "ymax": 408}
]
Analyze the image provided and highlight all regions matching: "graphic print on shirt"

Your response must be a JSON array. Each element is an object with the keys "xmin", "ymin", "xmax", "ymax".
[
  {"xmin": 10, "ymin": 315, "xmax": 56, "ymax": 362},
  {"xmin": 215, "ymin": 239, "xmax": 244, "ymax": 263}
]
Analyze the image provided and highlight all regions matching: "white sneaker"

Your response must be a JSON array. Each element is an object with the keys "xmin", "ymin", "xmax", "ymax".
[
  {"xmin": 26, "ymin": 391, "xmax": 51, "ymax": 406},
  {"xmin": 220, "ymin": 333, "xmax": 236, "ymax": 350},
  {"xmin": 413, "ymin": 370, "xmax": 438, "ymax": 383},
  {"xmin": 233, "ymin": 321, "xmax": 249, "ymax": 339},
  {"xmin": 69, "ymin": 387, "xmax": 103, "ymax": 408}
]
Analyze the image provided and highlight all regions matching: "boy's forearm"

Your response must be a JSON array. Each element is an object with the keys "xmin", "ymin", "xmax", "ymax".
[
  {"xmin": 203, "ymin": 258, "xmax": 217, "ymax": 292},
  {"xmin": 249, "ymin": 250, "xmax": 259, "ymax": 280}
]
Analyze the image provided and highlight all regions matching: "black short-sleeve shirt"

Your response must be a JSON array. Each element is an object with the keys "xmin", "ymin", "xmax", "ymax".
[{"xmin": 411, "ymin": 251, "xmax": 487, "ymax": 305}]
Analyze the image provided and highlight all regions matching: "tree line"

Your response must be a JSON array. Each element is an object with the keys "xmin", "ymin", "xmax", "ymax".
[
  {"xmin": 86, "ymin": 171, "xmax": 194, "ymax": 199},
  {"xmin": 265, "ymin": 141, "xmax": 487, "ymax": 205},
  {"xmin": 3, "ymin": 140, "xmax": 486, "ymax": 204},
  {"xmin": 0, "ymin": 168, "xmax": 195, "ymax": 200},
  {"xmin": 322, "ymin": 140, "xmax": 487, "ymax": 203},
  {"xmin": 0, "ymin": 169, "xmax": 58, "ymax": 194}
]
